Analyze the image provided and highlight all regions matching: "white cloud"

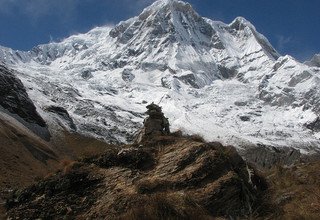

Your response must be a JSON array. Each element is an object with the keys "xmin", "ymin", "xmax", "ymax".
[
  {"xmin": 122, "ymin": 0, "xmax": 157, "ymax": 13},
  {"xmin": 276, "ymin": 35, "xmax": 293, "ymax": 52},
  {"xmin": 0, "ymin": 0, "xmax": 78, "ymax": 23},
  {"xmin": 0, "ymin": 0, "xmax": 158, "ymax": 21},
  {"xmin": 0, "ymin": 0, "xmax": 162, "ymax": 30}
]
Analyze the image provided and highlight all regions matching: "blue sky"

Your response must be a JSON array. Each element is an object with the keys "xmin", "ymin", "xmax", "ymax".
[{"xmin": 0, "ymin": 0, "xmax": 319, "ymax": 61}]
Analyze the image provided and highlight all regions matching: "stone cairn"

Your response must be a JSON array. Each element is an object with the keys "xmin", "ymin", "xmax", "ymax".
[{"xmin": 135, "ymin": 103, "xmax": 170, "ymax": 143}]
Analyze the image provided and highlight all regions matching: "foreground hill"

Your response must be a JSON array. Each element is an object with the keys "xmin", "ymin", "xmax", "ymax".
[
  {"xmin": 0, "ymin": 64, "xmax": 112, "ymax": 218},
  {"xmin": 0, "ymin": 85, "xmax": 319, "ymax": 219},
  {"xmin": 4, "ymin": 134, "xmax": 320, "ymax": 219},
  {"xmin": 5, "ymin": 135, "xmax": 269, "ymax": 219}
]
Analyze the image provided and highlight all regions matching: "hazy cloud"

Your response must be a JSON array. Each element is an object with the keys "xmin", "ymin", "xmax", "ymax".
[
  {"xmin": 0, "ymin": 0, "xmax": 79, "ymax": 23},
  {"xmin": 276, "ymin": 35, "xmax": 293, "ymax": 52},
  {"xmin": 0, "ymin": 0, "xmax": 158, "ymax": 23},
  {"xmin": 122, "ymin": 0, "xmax": 157, "ymax": 13}
]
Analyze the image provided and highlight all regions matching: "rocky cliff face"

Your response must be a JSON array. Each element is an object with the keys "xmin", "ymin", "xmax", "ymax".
[
  {"xmin": 0, "ymin": 64, "xmax": 50, "ymax": 140},
  {"xmin": 0, "ymin": 64, "xmax": 46, "ymax": 127}
]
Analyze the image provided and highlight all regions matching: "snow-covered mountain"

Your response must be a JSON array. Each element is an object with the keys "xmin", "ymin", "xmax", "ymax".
[
  {"xmin": 1, "ymin": 0, "xmax": 320, "ymax": 152},
  {"xmin": 306, "ymin": 54, "xmax": 320, "ymax": 67}
]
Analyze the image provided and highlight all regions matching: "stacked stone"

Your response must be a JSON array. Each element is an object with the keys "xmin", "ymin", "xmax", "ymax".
[{"xmin": 144, "ymin": 103, "xmax": 170, "ymax": 136}]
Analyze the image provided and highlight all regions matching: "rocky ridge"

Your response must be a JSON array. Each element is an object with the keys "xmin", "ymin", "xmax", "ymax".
[
  {"xmin": 5, "ymin": 135, "xmax": 269, "ymax": 219},
  {"xmin": 2, "ymin": 103, "xmax": 320, "ymax": 220},
  {"xmin": 305, "ymin": 54, "xmax": 320, "ymax": 67}
]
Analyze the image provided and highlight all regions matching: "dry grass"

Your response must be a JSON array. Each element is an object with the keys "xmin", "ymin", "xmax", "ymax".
[
  {"xmin": 169, "ymin": 129, "xmax": 205, "ymax": 143},
  {"xmin": 170, "ymin": 129, "xmax": 183, "ymax": 138},
  {"xmin": 266, "ymin": 161, "xmax": 320, "ymax": 219},
  {"xmin": 188, "ymin": 134, "xmax": 205, "ymax": 143},
  {"xmin": 52, "ymin": 131, "xmax": 115, "ymax": 160},
  {"xmin": 0, "ymin": 115, "xmax": 60, "ymax": 191},
  {"xmin": 118, "ymin": 193, "xmax": 214, "ymax": 220},
  {"xmin": 43, "ymin": 159, "xmax": 78, "ymax": 179},
  {"xmin": 59, "ymin": 159, "xmax": 78, "ymax": 175}
]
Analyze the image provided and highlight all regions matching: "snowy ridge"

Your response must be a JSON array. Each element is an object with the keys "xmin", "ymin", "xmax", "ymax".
[
  {"xmin": 305, "ymin": 54, "xmax": 320, "ymax": 67},
  {"xmin": 1, "ymin": 0, "xmax": 320, "ymax": 152}
]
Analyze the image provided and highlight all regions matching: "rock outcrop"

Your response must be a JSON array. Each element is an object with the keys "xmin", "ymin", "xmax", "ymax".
[
  {"xmin": 5, "ymin": 106, "xmax": 319, "ymax": 219},
  {"xmin": 5, "ymin": 134, "xmax": 269, "ymax": 219},
  {"xmin": 0, "ymin": 65, "xmax": 46, "ymax": 127},
  {"xmin": 0, "ymin": 64, "xmax": 50, "ymax": 140}
]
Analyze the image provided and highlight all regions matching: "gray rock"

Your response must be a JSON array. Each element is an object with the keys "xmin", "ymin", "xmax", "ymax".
[
  {"xmin": 122, "ymin": 69, "xmax": 135, "ymax": 82},
  {"xmin": 45, "ymin": 106, "xmax": 77, "ymax": 131},
  {"xmin": 0, "ymin": 64, "xmax": 50, "ymax": 140},
  {"xmin": 81, "ymin": 70, "xmax": 93, "ymax": 79},
  {"xmin": 241, "ymin": 144, "xmax": 301, "ymax": 169},
  {"xmin": 239, "ymin": 115, "xmax": 250, "ymax": 122}
]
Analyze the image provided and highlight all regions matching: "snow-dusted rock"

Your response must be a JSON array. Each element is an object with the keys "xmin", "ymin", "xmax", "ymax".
[{"xmin": 305, "ymin": 54, "xmax": 320, "ymax": 67}]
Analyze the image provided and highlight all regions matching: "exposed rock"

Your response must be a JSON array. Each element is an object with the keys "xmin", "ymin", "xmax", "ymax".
[
  {"xmin": 5, "ymin": 136, "xmax": 269, "ymax": 219},
  {"xmin": 176, "ymin": 74, "xmax": 200, "ymax": 89},
  {"xmin": 0, "ymin": 65, "xmax": 46, "ymax": 127},
  {"xmin": 6, "ymin": 164, "xmax": 102, "ymax": 219},
  {"xmin": 218, "ymin": 65, "xmax": 237, "ymax": 79},
  {"xmin": 239, "ymin": 115, "xmax": 250, "ymax": 121},
  {"xmin": 161, "ymin": 76, "xmax": 171, "ymax": 89},
  {"xmin": 241, "ymin": 144, "xmax": 301, "ymax": 169},
  {"xmin": 305, "ymin": 54, "xmax": 320, "ymax": 67},
  {"xmin": 234, "ymin": 101, "xmax": 248, "ymax": 106},
  {"xmin": 81, "ymin": 70, "xmax": 93, "ymax": 79},
  {"xmin": 135, "ymin": 103, "xmax": 170, "ymax": 143},
  {"xmin": 288, "ymin": 70, "xmax": 312, "ymax": 87},
  {"xmin": 45, "ymin": 105, "xmax": 77, "ymax": 131},
  {"xmin": 305, "ymin": 117, "xmax": 320, "ymax": 132},
  {"xmin": 121, "ymin": 69, "xmax": 135, "ymax": 82},
  {"xmin": 0, "ymin": 64, "xmax": 50, "ymax": 140}
]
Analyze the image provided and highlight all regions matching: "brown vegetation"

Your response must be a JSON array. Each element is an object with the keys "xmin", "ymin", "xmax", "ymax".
[
  {"xmin": 0, "ymin": 112, "xmax": 113, "ymax": 218},
  {"xmin": 118, "ymin": 193, "xmax": 213, "ymax": 220},
  {"xmin": 265, "ymin": 161, "xmax": 320, "ymax": 219},
  {"xmin": 6, "ymin": 164, "xmax": 102, "ymax": 219},
  {"xmin": 0, "ymin": 113, "xmax": 59, "ymax": 199},
  {"xmin": 52, "ymin": 130, "xmax": 114, "ymax": 159},
  {"xmin": 1, "ymin": 110, "xmax": 319, "ymax": 219},
  {"xmin": 5, "ymin": 135, "xmax": 269, "ymax": 219},
  {"xmin": 188, "ymin": 134, "xmax": 206, "ymax": 143}
]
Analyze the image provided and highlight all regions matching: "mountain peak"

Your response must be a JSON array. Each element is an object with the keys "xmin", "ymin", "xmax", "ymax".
[
  {"xmin": 229, "ymin": 16, "xmax": 280, "ymax": 60},
  {"xmin": 109, "ymin": 0, "xmax": 213, "ymax": 46},
  {"xmin": 140, "ymin": 0, "xmax": 197, "ymax": 18},
  {"xmin": 149, "ymin": 0, "xmax": 187, "ymax": 8},
  {"xmin": 1, "ymin": 0, "xmax": 319, "ymax": 154},
  {"xmin": 229, "ymin": 16, "xmax": 254, "ymax": 31},
  {"xmin": 305, "ymin": 54, "xmax": 320, "ymax": 67}
]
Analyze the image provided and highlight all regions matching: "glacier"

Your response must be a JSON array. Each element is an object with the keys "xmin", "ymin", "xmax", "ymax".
[{"xmin": 0, "ymin": 0, "xmax": 319, "ymax": 153}]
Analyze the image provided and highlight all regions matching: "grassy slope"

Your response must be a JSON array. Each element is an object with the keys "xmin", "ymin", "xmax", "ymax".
[
  {"xmin": 265, "ymin": 161, "xmax": 320, "ymax": 219},
  {"xmin": 0, "ymin": 112, "xmax": 113, "ymax": 218},
  {"xmin": 1, "ymin": 111, "xmax": 320, "ymax": 219}
]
